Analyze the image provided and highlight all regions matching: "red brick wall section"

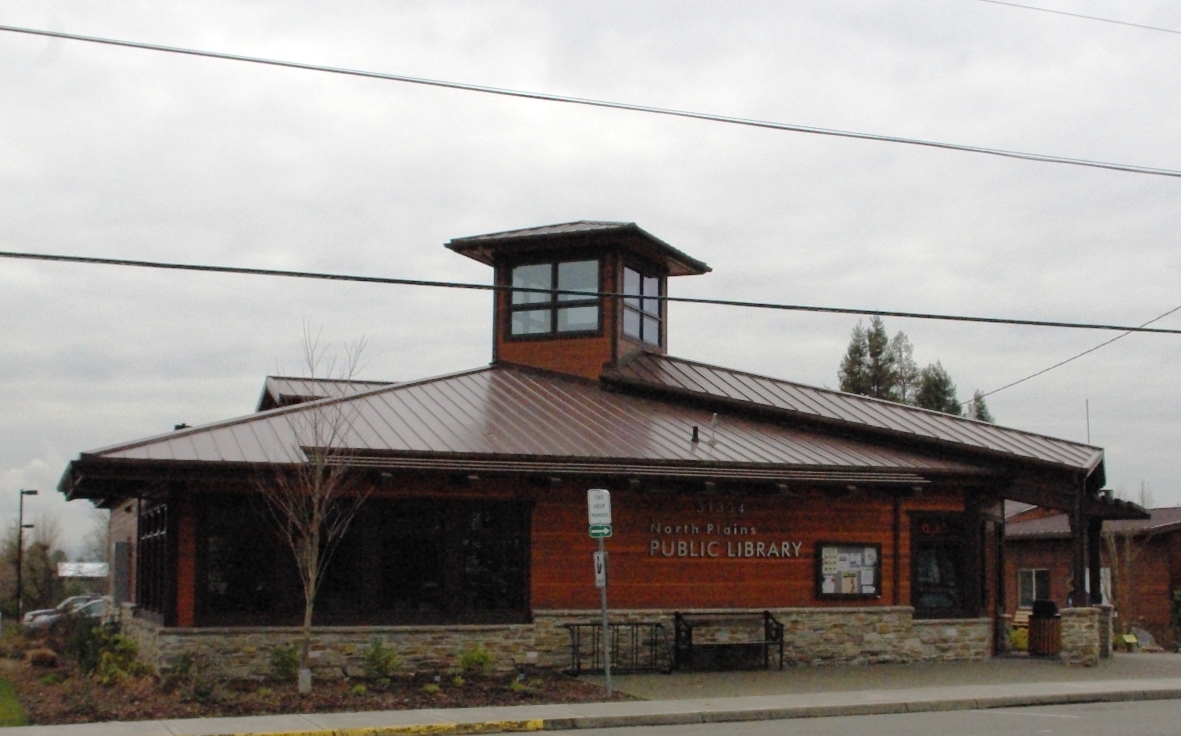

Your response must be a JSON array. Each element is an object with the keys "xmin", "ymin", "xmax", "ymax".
[{"xmin": 1006, "ymin": 531, "xmax": 1181, "ymax": 648}]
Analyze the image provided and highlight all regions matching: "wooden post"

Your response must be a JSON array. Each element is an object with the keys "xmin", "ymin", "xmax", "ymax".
[
  {"xmin": 1087, "ymin": 516, "xmax": 1103, "ymax": 605},
  {"xmin": 1069, "ymin": 477, "xmax": 1090, "ymax": 607}
]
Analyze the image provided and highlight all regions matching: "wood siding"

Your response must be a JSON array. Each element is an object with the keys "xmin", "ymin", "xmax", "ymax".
[{"xmin": 532, "ymin": 485, "xmax": 968, "ymax": 611}]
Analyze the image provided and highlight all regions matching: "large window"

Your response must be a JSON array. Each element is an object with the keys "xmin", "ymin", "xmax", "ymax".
[
  {"xmin": 136, "ymin": 502, "xmax": 171, "ymax": 623},
  {"xmin": 509, "ymin": 260, "xmax": 600, "ymax": 336},
  {"xmin": 1018, "ymin": 568, "xmax": 1051, "ymax": 608},
  {"xmin": 196, "ymin": 496, "xmax": 530, "ymax": 626},
  {"xmin": 622, "ymin": 266, "xmax": 662, "ymax": 346}
]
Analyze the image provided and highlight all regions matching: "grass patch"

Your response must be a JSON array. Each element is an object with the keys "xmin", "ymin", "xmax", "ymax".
[{"xmin": 0, "ymin": 677, "xmax": 28, "ymax": 726}]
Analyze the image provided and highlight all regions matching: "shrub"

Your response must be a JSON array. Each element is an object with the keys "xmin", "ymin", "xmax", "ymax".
[
  {"xmin": 351, "ymin": 683, "xmax": 368, "ymax": 696},
  {"xmin": 269, "ymin": 644, "xmax": 300, "ymax": 683},
  {"xmin": 457, "ymin": 644, "xmax": 493, "ymax": 676},
  {"xmin": 1010, "ymin": 627, "xmax": 1029, "ymax": 652},
  {"xmin": 94, "ymin": 634, "xmax": 149, "ymax": 686},
  {"xmin": 422, "ymin": 683, "xmax": 440, "ymax": 694},
  {"xmin": 163, "ymin": 652, "xmax": 224, "ymax": 703},
  {"xmin": 451, "ymin": 674, "xmax": 465, "ymax": 687},
  {"xmin": 63, "ymin": 620, "xmax": 148, "ymax": 684},
  {"xmin": 361, "ymin": 639, "xmax": 400, "ymax": 680},
  {"xmin": 26, "ymin": 648, "xmax": 59, "ymax": 668},
  {"xmin": 63, "ymin": 619, "xmax": 107, "ymax": 673},
  {"xmin": 39, "ymin": 673, "xmax": 61, "ymax": 686},
  {"xmin": 509, "ymin": 680, "xmax": 529, "ymax": 694}
]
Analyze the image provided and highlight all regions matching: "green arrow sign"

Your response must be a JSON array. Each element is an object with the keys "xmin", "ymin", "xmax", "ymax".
[{"xmin": 589, "ymin": 524, "xmax": 613, "ymax": 538}]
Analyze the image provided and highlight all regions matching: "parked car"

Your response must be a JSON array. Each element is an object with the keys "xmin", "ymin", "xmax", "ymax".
[{"xmin": 20, "ymin": 594, "xmax": 102, "ymax": 631}]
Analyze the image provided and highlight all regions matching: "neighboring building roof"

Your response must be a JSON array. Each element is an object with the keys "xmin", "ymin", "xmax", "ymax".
[
  {"xmin": 603, "ymin": 353, "xmax": 1104, "ymax": 474},
  {"xmin": 257, "ymin": 376, "xmax": 396, "ymax": 412},
  {"xmin": 62, "ymin": 363, "xmax": 991, "ymax": 500},
  {"xmin": 446, "ymin": 220, "xmax": 711, "ymax": 276},
  {"xmin": 1007, "ymin": 505, "xmax": 1177, "ymax": 540}
]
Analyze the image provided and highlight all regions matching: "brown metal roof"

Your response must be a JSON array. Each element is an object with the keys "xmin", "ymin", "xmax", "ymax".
[
  {"xmin": 257, "ymin": 376, "xmax": 396, "ymax": 411},
  {"xmin": 446, "ymin": 221, "xmax": 711, "ymax": 276},
  {"xmin": 67, "ymin": 364, "xmax": 985, "ymax": 491},
  {"xmin": 604, "ymin": 353, "xmax": 1104, "ymax": 474},
  {"xmin": 1007, "ymin": 504, "xmax": 1169, "ymax": 540}
]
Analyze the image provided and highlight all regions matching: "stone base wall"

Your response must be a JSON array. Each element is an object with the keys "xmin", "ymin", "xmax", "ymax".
[
  {"xmin": 994, "ymin": 614, "xmax": 1013, "ymax": 655},
  {"xmin": 1097, "ymin": 605, "xmax": 1113, "ymax": 659},
  {"xmin": 120, "ymin": 605, "xmax": 994, "ymax": 680},
  {"xmin": 1060, "ymin": 607, "xmax": 1101, "ymax": 666}
]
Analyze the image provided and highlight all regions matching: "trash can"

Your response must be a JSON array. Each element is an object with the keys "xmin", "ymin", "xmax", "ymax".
[{"xmin": 1028, "ymin": 599, "xmax": 1061, "ymax": 656}]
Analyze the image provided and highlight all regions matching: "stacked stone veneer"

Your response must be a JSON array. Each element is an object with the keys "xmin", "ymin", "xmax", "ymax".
[
  {"xmin": 121, "ymin": 605, "xmax": 992, "ymax": 680},
  {"xmin": 1059, "ymin": 607, "xmax": 1103, "ymax": 666}
]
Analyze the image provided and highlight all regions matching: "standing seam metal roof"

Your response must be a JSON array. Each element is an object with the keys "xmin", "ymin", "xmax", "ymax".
[
  {"xmin": 78, "ymin": 364, "xmax": 984, "ymax": 476},
  {"xmin": 603, "ymin": 353, "xmax": 1102, "ymax": 472}
]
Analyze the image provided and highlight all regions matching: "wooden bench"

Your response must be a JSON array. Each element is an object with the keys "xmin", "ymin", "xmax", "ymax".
[{"xmin": 673, "ymin": 611, "xmax": 784, "ymax": 671}]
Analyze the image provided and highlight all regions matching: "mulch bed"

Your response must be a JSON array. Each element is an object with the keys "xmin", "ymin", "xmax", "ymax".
[{"xmin": 5, "ymin": 659, "xmax": 630, "ymax": 726}]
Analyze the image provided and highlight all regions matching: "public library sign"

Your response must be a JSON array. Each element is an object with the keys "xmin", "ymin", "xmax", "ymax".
[{"xmin": 647, "ymin": 500, "xmax": 804, "ymax": 559}]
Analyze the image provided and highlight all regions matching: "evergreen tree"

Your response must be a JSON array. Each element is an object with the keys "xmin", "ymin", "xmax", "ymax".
[
  {"xmin": 836, "ymin": 319, "xmax": 995, "ymax": 421},
  {"xmin": 838, "ymin": 323, "xmax": 870, "ymax": 395},
  {"xmin": 888, "ymin": 332, "xmax": 919, "ymax": 404},
  {"xmin": 863, "ymin": 317, "xmax": 897, "ymax": 400},
  {"xmin": 914, "ymin": 362, "xmax": 962, "ymax": 415},
  {"xmin": 967, "ymin": 390, "xmax": 994, "ymax": 423},
  {"xmin": 838, "ymin": 318, "xmax": 899, "ymax": 400}
]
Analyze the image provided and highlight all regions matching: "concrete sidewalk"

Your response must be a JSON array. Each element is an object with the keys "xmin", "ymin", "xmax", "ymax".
[{"xmin": 11, "ymin": 656, "xmax": 1181, "ymax": 736}]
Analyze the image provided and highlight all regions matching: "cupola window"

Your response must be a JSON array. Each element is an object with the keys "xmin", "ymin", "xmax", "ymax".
[
  {"xmin": 622, "ymin": 266, "xmax": 662, "ymax": 346},
  {"xmin": 509, "ymin": 259, "xmax": 601, "ymax": 336}
]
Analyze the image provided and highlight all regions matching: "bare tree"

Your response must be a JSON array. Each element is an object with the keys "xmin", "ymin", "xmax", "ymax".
[
  {"xmin": 1104, "ymin": 482, "xmax": 1157, "ymax": 636},
  {"xmin": 257, "ymin": 325, "xmax": 370, "ymax": 694},
  {"xmin": 80, "ymin": 507, "xmax": 111, "ymax": 563}
]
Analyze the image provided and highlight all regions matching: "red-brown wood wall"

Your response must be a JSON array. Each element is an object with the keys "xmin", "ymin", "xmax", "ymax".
[{"xmin": 532, "ymin": 485, "xmax": 966, "ymax": 610}]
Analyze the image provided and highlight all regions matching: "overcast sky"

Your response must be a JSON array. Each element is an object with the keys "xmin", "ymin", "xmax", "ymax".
[{"xmin": 2, "ymin": 0, "xmax": 1179, "ymax": 552}]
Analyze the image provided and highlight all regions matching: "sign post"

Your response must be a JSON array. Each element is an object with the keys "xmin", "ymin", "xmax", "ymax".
[{"xmin": 587, "ymin": 489, "xmax": 612, "ymax": 696}]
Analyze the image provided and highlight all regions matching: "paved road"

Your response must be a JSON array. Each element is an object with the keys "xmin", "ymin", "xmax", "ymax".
[{"xmin": 574, "ymin": 700, "xmax": 1181, "ymax": 736}]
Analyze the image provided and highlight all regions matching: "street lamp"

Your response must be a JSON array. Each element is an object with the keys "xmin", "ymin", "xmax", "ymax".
[{"xmin": 16, "ymin": 490, "xmax": 37, "ymax": 622}]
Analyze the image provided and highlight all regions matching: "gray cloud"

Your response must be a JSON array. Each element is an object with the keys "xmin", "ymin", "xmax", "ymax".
[{"xmin": 2, "ymin": 0, "xmax": 1179, "ymax": 549}]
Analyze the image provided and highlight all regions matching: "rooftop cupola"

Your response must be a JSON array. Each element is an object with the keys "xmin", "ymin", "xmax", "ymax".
[{"xmin": 447, "ymin": 221, "xmax": 711, "ymax": 379}]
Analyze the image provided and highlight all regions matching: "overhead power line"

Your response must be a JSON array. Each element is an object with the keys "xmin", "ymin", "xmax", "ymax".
[
  {"xmin": 976, "ymin": 0, "xmax": 1181, "ymax": 36},
  {"xmin": 2, "ymin": 248, "xmax": 1180, "ymax": 335},
  {"xmin": 979, "ymin": 301, "xmax": 1181, "ymax": 400},
  {"xmin": 1, "ymin": 24, "xmax": 1180, "ymax": 179}
]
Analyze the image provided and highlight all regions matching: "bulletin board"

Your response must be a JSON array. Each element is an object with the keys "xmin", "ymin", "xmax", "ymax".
[{"xmin": 815, "ymin": 542, "xmax": 882, "ymax": 600}]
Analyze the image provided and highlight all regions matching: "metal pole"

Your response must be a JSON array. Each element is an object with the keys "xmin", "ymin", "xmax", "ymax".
[
  {"xmin": 599, "ymin": 536, "xmax": 611, "ymax": 697},
  {"xmin": 16, "ymin": 491, "xmax": 24, "ymax": 623},
  {"xmin": 16, "ymin": 489, "xmax": 37, "ymax": 623}
]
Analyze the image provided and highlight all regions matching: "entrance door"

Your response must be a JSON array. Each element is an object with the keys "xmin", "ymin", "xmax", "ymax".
[{"xmin": 911, "ymin": 513, "xmax": 968, "ymax": 618}]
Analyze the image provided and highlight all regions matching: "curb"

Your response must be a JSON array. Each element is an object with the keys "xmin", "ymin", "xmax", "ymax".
[
  {"xmin": 221, "ymin": 687, "xmax": 1181, "ymax": 736},
  {"xmin": 228, "ymin": 720, "xmax": 546, "ymax": 736}
]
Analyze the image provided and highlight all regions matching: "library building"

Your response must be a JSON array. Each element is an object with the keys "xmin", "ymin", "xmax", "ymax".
[{"xmin": 60, "ymin": 221, "xmax": 1144, "ymax": 676}]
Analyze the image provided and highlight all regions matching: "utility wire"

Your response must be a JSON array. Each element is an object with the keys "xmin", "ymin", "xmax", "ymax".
[
  {"xmin": 976, "ymin": 0, "xmax": 1181, "ymax": 36},
  {"xmin": 2, "ymin": 248, "xmax": 1180, "ymax": 335},
  {"xmin": 1, "ymin": 23, "xmax": 1180, "ymax": 179},
  {"xmin": 978, "ymin": 302, "xmax": 1181, "ymax": 400}
]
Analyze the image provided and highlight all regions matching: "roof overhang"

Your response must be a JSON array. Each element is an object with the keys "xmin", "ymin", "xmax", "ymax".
[{"xmin": 446, "ymin": 221, "xmax": 711, "ymax": 277}]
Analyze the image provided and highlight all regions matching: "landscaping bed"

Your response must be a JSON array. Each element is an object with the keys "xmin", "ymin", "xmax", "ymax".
[
  {"xmin": 7, "ymin": 660, "xmax": 625, "ymax": 725},
  {"xmin": 0, "ymin": 623, "xmax": 628, "ymax": 726}
]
